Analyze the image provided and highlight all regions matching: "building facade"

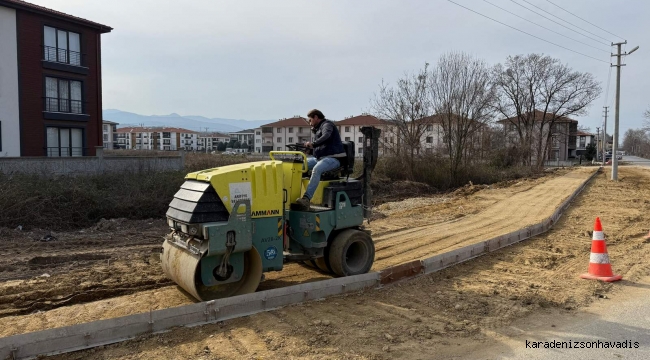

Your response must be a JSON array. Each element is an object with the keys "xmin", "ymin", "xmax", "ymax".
[
  {"xmin": 228, "ymin": 129, "xmax": 255, "ymax": 150},
  {"xmin": 102, "ymin": 120, "xmax": 118, "ymax": 149},
  {"xmin": 115, "ymin": 127, "xmax": 197, "ymax": 151},
  {"xmin": 498, "ymin": 110, "xmax": 579, "ymax": 162},
  {"xmin": 0, "ymin": 0, "xmax": 112, "ymax": 157},
  {"xmin": 254, "ymin": 117, "xmax": 311, "ymax": 153},
  {"xmin": 197, "ymin": 133, "xmax": 231, "ymax": 152}
]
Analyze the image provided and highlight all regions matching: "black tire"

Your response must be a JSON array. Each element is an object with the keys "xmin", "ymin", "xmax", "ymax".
[{"xmin": 328, "ymin": 229, "xmax": 375, "ymax": 277}]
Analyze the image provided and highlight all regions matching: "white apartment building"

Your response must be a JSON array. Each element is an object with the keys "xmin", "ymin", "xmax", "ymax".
[
  {"xmin": 102, "ymin": 120, "xmax": 118, "ymax": 149},
  {"xmin": 197, "ymin": 133, "xmax": 231, "ymax": 152},
  {"xmin": 254, "ymin": 117, "xmax": 311, "ymax": 153},
  {"xmin": 228, "ymin": 129, "xmax": 255, "ymax": 150},
  {"xmin": 115, "ymin": 127, "xmax": 197, "ymax": 151}
]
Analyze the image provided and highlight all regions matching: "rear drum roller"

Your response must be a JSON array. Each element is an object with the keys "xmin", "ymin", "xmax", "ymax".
[
  {"xmin": 162, "ymin": 241, "xmax": 263, "ymax": 301},
  {"xmin": 328, "ymin": 229, "xmax": 375, "ymax": 277}
]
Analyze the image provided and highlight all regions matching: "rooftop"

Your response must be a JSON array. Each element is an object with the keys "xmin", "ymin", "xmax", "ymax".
[
  {"xmin": 261, "ymin": 117, "xmax": 309, "ymax": 128},
  {"xmin": 0, "ymin": 0, "xmax": 112, "ymax": 32},
  {"xmin": 116, "ymin": 127, "xmax": 197, "ymax": 134},
  {"xmin": 497, "ymin": 110, "xmax": 578, "ymax": 124},
  {"xmin": 336, "ymin": 114, "xmax": 388, "ymax": 126}
]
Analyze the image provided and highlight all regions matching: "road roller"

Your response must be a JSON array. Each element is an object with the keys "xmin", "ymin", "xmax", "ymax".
[{"xmin": 161, "ymin": 126, "xmax": 381, "ymax": 301}]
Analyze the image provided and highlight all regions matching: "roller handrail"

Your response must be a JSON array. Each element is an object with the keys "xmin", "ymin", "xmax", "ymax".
[{"xmin": 269, "ymin": 151, "xmax": 309, "ymax": 173}]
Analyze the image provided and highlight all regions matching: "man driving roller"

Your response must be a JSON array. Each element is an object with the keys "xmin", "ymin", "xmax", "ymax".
[{"xmin": 295, "ymin": 109, "xmax": 346, "ymax": 210}]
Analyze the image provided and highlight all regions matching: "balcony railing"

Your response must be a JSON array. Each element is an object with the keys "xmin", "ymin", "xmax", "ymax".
[
  {"xmin": 45, "ymin": 147, "xmax": 86, "ymax": 157},
  {"xmin": 44, "ymin": 46, "xmax": 82, "ymax": 66},
  {"xmin": 44, "ymin": 97, "xmax": 83, "ymax": 114}
]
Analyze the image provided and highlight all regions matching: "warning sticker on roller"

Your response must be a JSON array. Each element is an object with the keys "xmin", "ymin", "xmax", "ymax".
[{"xmin": 229, "ymin": 182, "xmax": 252, "ymax": 208}]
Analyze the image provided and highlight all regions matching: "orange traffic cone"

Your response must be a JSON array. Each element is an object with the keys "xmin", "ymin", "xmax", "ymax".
[{"xmin": 580, "ymin": 217, "xmax": 622, "ymax": 282}]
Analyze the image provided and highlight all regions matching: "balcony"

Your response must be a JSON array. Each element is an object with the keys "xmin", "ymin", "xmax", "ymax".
[
  {"xmin": 262, "ymin": 127, "xmax": 273, "ymax": 134},
  {"xmin": 45, "ymin": 146, "xmax": 86, "ymax": 157},
  {"xmin": 44, "ymin": 97, "xmax": 89, "ymax": 121},
  {"xmin": 42, "ymin": 46, "xmax": 88, "ymax": 75}
]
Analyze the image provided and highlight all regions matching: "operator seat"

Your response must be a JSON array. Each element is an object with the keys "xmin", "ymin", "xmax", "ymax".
[{"xmin": 318, "ymin": 141, "xmax": 355, "ymax": 181}]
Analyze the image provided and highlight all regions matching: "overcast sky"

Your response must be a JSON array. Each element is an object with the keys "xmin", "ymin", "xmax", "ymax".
[{"xmin": 33, "ymin": 0, "xmax": 649, "ymax": 134}]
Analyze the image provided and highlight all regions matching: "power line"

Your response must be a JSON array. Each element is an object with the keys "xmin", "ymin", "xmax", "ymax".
[
  {"xmin": 545, "ymin": 0, "xmax": 625, "ymax": 40},
  {"xmin": 508, "ymin": 0, "xmax": 610, "ymax": 46},
  {"xmin": 603, "ymin": 65, "xmax": 612, "ymax": 108},
  {"xmin": 445, "ymin": 0, "xmax": 610, "ymax": 64},
  {"xmin": 519, "ymin": 0, "xmax": 612, "ymax": 43},
  {"xmin": 483, "ymin": 0, "xmax": 610, "ymax": 54}
]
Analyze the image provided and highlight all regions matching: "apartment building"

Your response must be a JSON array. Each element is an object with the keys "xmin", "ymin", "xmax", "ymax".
[
  {"xmin": 497, "ymin": 110, "xmax": 579, "ymax": 161},
  {"xmin": 254, "ymin": 117, "xmax": 311, "ymax": 153},
  {"xmin": 197, "ymin": 133, "xmax": 231, "ymax": 152},
  {"xmin": 102, "ymin": 120, "xmax": 118, "ymax": 149},
  {"xmin": 0, "ymin": 0, "xmax": 112, "ymax": 157},
  {"xmin": 228, "ymin": 129, "xmax": 255, "ymax": 150},
  {"xmin": 336, "ymin": 114, "xmax": 392, "ymax": 157},
  {"xmin": 115, "ymin": 127, "xmax": 196, "ymax": 151},
  {"xmin": 575, "ymin": 131, "xmax": 596, "ymax": 157}
]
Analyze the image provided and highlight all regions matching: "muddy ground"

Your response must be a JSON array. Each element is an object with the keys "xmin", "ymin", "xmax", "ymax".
[
  {"xmin": 0, "ymin": 168, "xmax": 591, "ymax": 335},
  {"xmin": 35, "ymin": 166, "xmax": 650, "ymax": 360},
  {"xmin": 0, "ymin": 168, "xmax": 582, "ymax": 335}
]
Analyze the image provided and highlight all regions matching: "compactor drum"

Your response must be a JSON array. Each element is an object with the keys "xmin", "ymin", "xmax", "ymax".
[{"xmin": 161, "ymin": 127, "xmax": 381, "ymax": 301}]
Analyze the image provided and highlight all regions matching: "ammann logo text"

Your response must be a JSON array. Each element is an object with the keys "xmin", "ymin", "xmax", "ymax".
[{"xmin": 252, "ymin": 209, "xmax": 281, "ymax": 216}]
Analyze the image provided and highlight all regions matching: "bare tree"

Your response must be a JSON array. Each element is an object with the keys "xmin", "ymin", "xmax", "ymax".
[
  {"xmin": 623, "ymin": 128, "xmax": 650, "ymax": 157},
  {"xmin": 429, "ymin": 52, "xmax": 496, "ymax": 180},
  {"xmin": 371, "ymin": 64, "xmax": 434, "ymax": 179},
  {"xmin": 494, "ymin": 54, "xmax": 601, "ymax": 168},
  {"xmin": 643, "ymin": 107, "xmax": 650, "ymax": 131}
]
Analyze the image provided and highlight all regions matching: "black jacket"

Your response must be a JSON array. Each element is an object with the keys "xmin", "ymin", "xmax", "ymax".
[{"xmin": 311, "ymin": 119, "xmax": 345, "ymax": 160}]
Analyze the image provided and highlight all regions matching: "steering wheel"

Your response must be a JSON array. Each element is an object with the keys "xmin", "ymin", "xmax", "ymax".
[{"xmin": 286, "ymin": 143, "xmax": 308, "ymax": 151}]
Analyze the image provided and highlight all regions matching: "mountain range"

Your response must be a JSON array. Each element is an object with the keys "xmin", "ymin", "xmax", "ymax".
[{"xmin": 103, "ymin": 109, "xmax": 276, "ymax": 133}]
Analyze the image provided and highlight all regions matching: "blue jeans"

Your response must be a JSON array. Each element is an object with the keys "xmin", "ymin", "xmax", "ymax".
[{"xmin": 304, "ymin": 157, "xmax": 340, "ymax": 200}]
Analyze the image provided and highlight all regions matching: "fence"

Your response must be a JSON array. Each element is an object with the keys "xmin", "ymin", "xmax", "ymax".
[{"xmin": 0, "ymin": 147, "xmax": 185, "ymax": 176}]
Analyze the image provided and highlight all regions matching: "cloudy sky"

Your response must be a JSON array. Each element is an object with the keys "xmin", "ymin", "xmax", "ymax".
[{"xmin": 33, "ymin": 0, "xmax": 649, "ymax": 133}]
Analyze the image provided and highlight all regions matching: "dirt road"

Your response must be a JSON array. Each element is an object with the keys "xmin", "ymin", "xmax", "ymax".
[
  {"xmin": 42, "ymin": 166, "xmax": 650, "ymax": 360},
  {"xmin": 0, "ymin": 168, "xmax": 592, "ymax": 338}
]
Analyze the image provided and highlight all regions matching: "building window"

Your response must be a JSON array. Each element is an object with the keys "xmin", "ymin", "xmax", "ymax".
[
  {"xmin": 345, "ymin": 126, "xmax": 350, "ymax": 132},
  {"xmin": 103, "ymin": 134, "xmax": 109, "ymax": 142},
  {"xmin": 45, "ymin": 77, "xmax": 82, "ymax": 113},
  {"xmin": 277, "ymin": 137, "xmax": 281, "ymax": 142},
  {"xmin": 426, "ymin": 125, "xmax": 433, "ymax": 131},
  {"xmin": 298, "ymin": 127, "xmax": 303, "ymax": 133},
  {"xmin": 288, "ymin": 137, "xmax": 293, "ymax": 143},
  {"xmin": 277, "ymin": 147, "xmax": 281, "ymax": 151},
  {"xmin": 288, "ymin": 127, "xmax": 294, "ymax": 133},
  {"xmin": 256, "ymin": 131, "xmax": 261, "ymax": 135},
  {"xmin": 345, "ymin": 137, "xmax": 350, "ymax": 141},
  {"xmin": 163, "ymin": 139, "xmax": 171, "ymax": 145},
  {"xmin": 579, "ymin": 136, "xmax": 586, "ymax": 148},
  {"xmin": 426, "ymin": 136, "xmax": 433, "ymax": 144},
  {"xmin": 277, "ymin": 128, "xmax": 281, "ymax": 133},
  {"xmin": 358, "ymin": 137, "xmax": 363, "ymax": 143},
  {"xmin": 256, "ymin": 139, "xmax": 261, "ymax": 143},
  {"xmin": 103, "ymin": 125, "xmax": 109, "ymax": 132},
  {"xmin": 358, "ymin": 147, "xmax": 363, "ymax": 154},
  {"xmin": 163, "ymin": 132, "xmax": 171, "ymax": 138},
  {"xmin": 44, "ymin": 26, "xmax": 81, "ymax": 66},
  {"xmin": 46, "ymin": 127, "xmax": 83, "ymax": 157}
]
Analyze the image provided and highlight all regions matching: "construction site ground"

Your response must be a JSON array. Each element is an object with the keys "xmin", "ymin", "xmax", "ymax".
[{"xmin": 2, "ymin": 166, "xmax": 650, "ymax": 359}]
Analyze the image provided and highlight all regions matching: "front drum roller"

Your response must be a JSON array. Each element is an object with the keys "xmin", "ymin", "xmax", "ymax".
[{"xmin": 161, "ymin": 241, "xmax": 263, "ymax": 301}]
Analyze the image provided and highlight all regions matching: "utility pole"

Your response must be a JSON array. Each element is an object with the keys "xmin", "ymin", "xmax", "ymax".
[
  {"xmin": 602, "ymin": 106, "xmax": 608, "ymax": 166},
  {"xmin": 596, "ymin": 126, "xmax": 600, "ymax": 162},
  {"xmin": 611, "ymin": 41, "xmax": 640, "ymax": 180}
]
